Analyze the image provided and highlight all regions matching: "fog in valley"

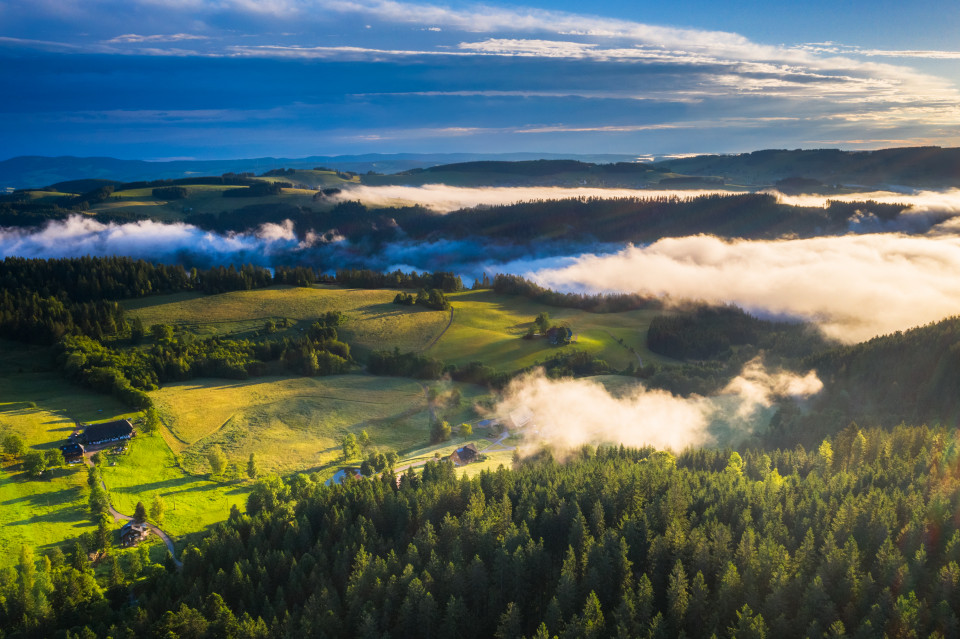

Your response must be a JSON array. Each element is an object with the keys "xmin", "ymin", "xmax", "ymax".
[{"xmin": 4, "ymin": 184, "xmax": 960, "ymax": 343}]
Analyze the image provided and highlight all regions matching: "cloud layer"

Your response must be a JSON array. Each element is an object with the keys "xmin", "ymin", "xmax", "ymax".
[
  {"xmin": 1, "ymin": 0, "xmax": 959, "ymax": 157},
  {"xmin": 530, "ymin": 233, "xmax": 960, "ymax": 342},
  {"xmin": 496, "ymin": 360, "xmax": 822, "ymax": 453}
]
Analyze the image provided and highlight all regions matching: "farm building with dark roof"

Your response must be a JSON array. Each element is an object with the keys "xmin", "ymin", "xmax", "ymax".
[
  {"xmin": 120, "ymin": 521, "xmax": 150, "ymax": 547},
  {"xmin": 82, "ymin": 419, "xmax": 134, "ymax": 447},
  {"xmin": 59, "ymin": 442, "xmax": 85, "ymax": 463},
  {"xmin": 450, "ymin": 443, "xmax": 479, "ymax": 466}
]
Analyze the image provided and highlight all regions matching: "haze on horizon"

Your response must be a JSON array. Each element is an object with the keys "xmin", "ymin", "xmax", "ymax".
[{"xmin": 2, "ymin": 0, "xmax": 960, "ymax": 160}]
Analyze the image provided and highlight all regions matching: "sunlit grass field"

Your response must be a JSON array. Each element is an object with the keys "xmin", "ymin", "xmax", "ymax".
[
  {"xmin": 92, "ymin": 185, "xmax": 323, "ymax": 221},
  {"xmin": 126, "ymin": 285, "xmax": 672, "ymax": 373},
  {"xmin": 124, "ymin": 285, "xmax": 451, "ymax": 356},
  {"xmin": 430, "ymin": 289, "xmax": 670, "ymax": 371},
  {"xmin": 149, "ymin": 375, "xmax": 432, "ymax": 475},
  {"xmin": 0, "ymin": 341, "xmax": 132, "ymax": 566},
  {"xmin": 99, "ymin": 432, "xmax": 249, "ymax": 546}
]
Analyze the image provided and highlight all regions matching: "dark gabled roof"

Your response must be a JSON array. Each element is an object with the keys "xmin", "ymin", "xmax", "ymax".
[
  {"xmin": 59, "ymin": 443, "xmax": 84, "ymax": 456},
  {"xmin": 455, "ymin": 443, "xmax": 479, "ymax": 461},
  {"xmin": 83, "ymin": 419, "xmax": 133, "ymax": 443},
  {"xmin": 121, "ymin": 521, "xmax": 149, "ymax": 534}
]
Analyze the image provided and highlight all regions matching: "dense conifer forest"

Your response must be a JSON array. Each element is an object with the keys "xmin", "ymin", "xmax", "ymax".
[{"xmin": 3, "ymin": 427, "xmax": 960, "ymax": 638}]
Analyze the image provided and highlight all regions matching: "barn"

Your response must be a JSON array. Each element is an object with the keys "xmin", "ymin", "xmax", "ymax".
[{"xmin": 82, "ymin": 419, "xmax": 134, "ymax": 447}]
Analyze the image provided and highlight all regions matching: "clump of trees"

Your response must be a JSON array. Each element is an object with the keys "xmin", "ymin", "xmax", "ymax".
[
  {"xmin": 494, "ymin": 273, "xmax": 661, "ymax": 313},
  {"xmin": 338, "ymin": 268, "xmax": 463, "ymax": 293},
  {"xmin": 222, "ymin": 182, "xmax": 285, "ymax": 197},
  {"xmin": 368, "ymin": 347, "xmax": 443, "ymax": 379},
  {"xmin": 394, "ymin": 289, "xmax": 451, "ymax": 310},
  {"xmin": 151, "ymin": 186, "xmax": 188, "ymax": 200},
  {"xmin": 429, "ymin": 418, "xmax": 452, "ymax": 443}
]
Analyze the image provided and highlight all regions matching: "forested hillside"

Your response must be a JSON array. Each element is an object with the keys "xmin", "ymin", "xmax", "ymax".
[{"xmin": 3, "ymin": 427, "xmax": 959, "ymax": 638}]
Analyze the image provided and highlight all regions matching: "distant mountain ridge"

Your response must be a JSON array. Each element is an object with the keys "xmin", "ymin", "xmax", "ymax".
[
  {"xmin": 653, "ymin": 146, "xmax": 960, "ymax": 188},
  {"xmin": 5, "ymin": 146, "xmax": 960, "ymax": 190},
  {"xmin": 0, "ymin": 153, "xmax": 639, "ymax": 190}
]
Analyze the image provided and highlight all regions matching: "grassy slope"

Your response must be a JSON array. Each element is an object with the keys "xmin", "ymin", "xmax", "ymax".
[
  {"xmin": 98, "ymin": 432, "xmax": 249, "ymax": 546},
  {"xmin": 430, "ymin": 289, "xmax": 669, "ymax": 371},
  {"xmin": 1, "ymin": 285, "xmax": 673, "ymax": 561},
  {"xmin": 0, "ymin": 341, "xmax": 247, "ymax": 562},
  {"xmin": 92, "ymin": 185, "xmax": 323, "ymax": 222},
  {"xmin": 124, "ymin": 285, "xmax": 450, "ymax": 357},
  {"xmin": 0, "ymin": 341, "xmax": 131, "ymax": 566},
  {"xmin": 127, "ymin": 286, "xmax": 671, "ymax": 372},
  {"xmin": 148, "ymin": 375, "xmax": 431, "ymax": 475}
]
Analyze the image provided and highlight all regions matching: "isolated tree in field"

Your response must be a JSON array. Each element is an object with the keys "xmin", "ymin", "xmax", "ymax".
[
  {"xmin": 150, "ymin": 323, "xmax": 174, "ymax": 342},
  {"xmin": 1, "ymin": 432, "xmax": 25, "ymax": 458},
  {"xmin": 142, "ymin": 407, "xmax": 162, "ymax": 434},
  {"xmin": 246, "ymin": 453, "xmax": 259, "ymax": 480},
  {"xmin": 22, "ymin": 451, "xmax": 47, "ymax": 477},
  {"xmin": 134, "ymin": 501, "xmax": 147, "ymax": 523},
  {"xmin": 341, "ymin": 433, "xmax": 360, "ymax": 461},
  {"xmin": 535, "ymin": 312, "xmax": 551, "ymax": 334},
  {"xmin": 150, "ymin": 494, "xmax": 165, "ymax": 525},
  {"xmin": 448, "ymin": 388, "xmax": 462, "ymax": 407},
  {"xmin": 460, "ymin": 422, "xmax": 473, "ymax": 437},
  {"xmin": 358, "ymin": 430, "xmax": 371, "ymax": 451},
  {"xmin": 44, "ymin": 448, "xmax": 64, "ymax": 471},
  {"xmin": 207, "ymin": 446, "xmax": 227, "ymax": 476},
  {"xmin": 430, "ymin": 419, "xmax": 452, "ymax": 444}
]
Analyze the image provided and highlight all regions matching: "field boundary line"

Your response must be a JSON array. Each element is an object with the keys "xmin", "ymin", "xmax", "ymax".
[{"xmin": 423, "ymin": 307, "xmax": 455, "ymax": 352}]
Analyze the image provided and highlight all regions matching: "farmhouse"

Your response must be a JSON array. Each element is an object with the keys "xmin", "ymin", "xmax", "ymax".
[
  {"xmin": 508, "ymin": 406, "xmax": 534, "ymax": 430},
  {"xmin": 59, "ymin": 442, "xmax": 85, "ymax": 464},
  {"xmin": 82, "ymin": 419, "xmax": 134, "ymax": 447},
  {"xmin": 449, "ymin": 443, "xmax": 479, "ymax": 466},
  {"xmin": 120, "ymin": 521, "xmax": 150, "ymax": 547}
]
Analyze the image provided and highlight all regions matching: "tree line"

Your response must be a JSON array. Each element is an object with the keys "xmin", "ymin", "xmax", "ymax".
[
  {"xmin": 55, "ymin": 316, "xmax": 352, "ymax": 409},
  {"xmin": 0, "ymin": 258, "xmax": 274, "ymax": 345}
]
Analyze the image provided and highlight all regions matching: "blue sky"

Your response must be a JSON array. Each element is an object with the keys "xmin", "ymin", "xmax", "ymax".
[{"xmin": 2, "ymin": 0, "xmax": 959, "ymax": 159}]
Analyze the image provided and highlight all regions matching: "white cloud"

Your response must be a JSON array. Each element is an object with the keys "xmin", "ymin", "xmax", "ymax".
[
  {"xmin": 496, "ymin": 360, "xmax": 822, "ymax": 452},
  {"xmin": 105, "ymin": 33, "xmax": 208, "ymax": 43},
  {"xmin": 529, "ymin": 233, "xmax": 960, "ymax": 343}
]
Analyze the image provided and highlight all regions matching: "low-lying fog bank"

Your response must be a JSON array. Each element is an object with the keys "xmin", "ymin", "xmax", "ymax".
[
  {"xmin": 328, "ymin": 183, "xmax": 960, "ymax": 216},
  {"xmin": 6, "ymin": 191, "xmax": 960, "ymax": 342}
]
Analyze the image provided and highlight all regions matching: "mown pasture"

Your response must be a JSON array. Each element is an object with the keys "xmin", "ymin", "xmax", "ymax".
[
  {"xmin": 148, "ymin": 375, "xmax": 433, "ymax": 475},
  {"xmin": 0, "ymin": 341, "xmax": 130, "ymax": 566},
  {"xmin": 126, "ymin": 285, "xmax": 672, "ymax": 373},
  {"xmin": 124, "ymin": 285, "xmax": 451, "ymax": 357}
]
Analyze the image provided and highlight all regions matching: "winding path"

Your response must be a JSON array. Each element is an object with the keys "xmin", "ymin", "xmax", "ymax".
[
  {"xmin": 83, "ymin": 452, "xmax": 182, "ymax": 568},
  {"xmin": 422, "ymin": 307, "xmax": 455, "ymax": 352}
]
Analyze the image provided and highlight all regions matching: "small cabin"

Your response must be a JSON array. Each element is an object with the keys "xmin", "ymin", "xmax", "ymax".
[
  {"xmin": 120, "ymin": 521, "xmax": 150, "ymax": 547},
  {"xmin": 450, "ymin": 443, "xmax": 479, "ymax": 466}
]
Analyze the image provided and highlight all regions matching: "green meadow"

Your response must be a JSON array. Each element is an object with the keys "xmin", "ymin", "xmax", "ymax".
[
  {"xmin": 98, "ymin": 432, "xmax": 249, "ymax": 545},
  {"xmin": 124, "ymin": 285, "xmax": 451, "ymax": 357},
  {"xmin": 126, "ymin": 285, "xmax": 672, "ymax": 372},
  {"xmin": 4, "ymin": 283, "xmax": 675, "ymax": 561},
  {"xmin": 0, "ymin": 341, "xmax": 130, "ymax": 566},
  {"xmin": 148, "ymin": 375, "xmax": 432, "ymax": 475},
  {"xmin": 92, "ymin": 184, "xmax": 324, "ymax": 221},
  {"xmin": 430, "ymin": 289, "xmax": 669, "ymax": 371}
]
